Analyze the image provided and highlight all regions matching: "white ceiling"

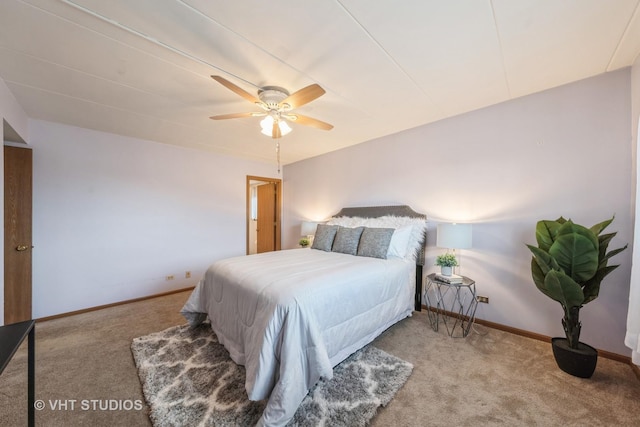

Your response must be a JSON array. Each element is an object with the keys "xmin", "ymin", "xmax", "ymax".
[{"xmin": 1, "ymin": 0, "xmax": 640, "ymax": 165}]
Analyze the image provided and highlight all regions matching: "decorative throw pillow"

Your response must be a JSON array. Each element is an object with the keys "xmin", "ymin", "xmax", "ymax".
[
  {"xmin": 332, "ymin": 226, "xmax": 365, "ymax": 255},
  {"xmin": 328, "ymin": 215, "xmax": 427, "ymax": 261},
  {"xmin": 366, "ymin": 216, "xmax": 427, "ymax": 262},
  {"xmin": 311, "ymin": 224, "xmax": 339, "ymax": 252},
  {"xmin": 357, "ymin": 227, "xmax": 395, "ymax": 259}
]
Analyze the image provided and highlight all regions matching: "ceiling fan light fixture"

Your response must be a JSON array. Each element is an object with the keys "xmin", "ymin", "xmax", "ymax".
[
  {"xmin": 260, "ymin": 116, "xmax": 291, "ymax": 137},
  {"xmin": 279, "ymin": 120, "xmax": 292, "ymax": 135}
]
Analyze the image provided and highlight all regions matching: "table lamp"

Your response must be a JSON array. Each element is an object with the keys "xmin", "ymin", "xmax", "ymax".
[{"xmin": 436, "ymin": 223, "xmax": 472, "ymax": 274}]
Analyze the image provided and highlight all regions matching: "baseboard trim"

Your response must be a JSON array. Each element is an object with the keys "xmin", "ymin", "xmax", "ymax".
[
  {"xmin": 421, "ymin": 305, "xmax": 638, "ymax": 376},
  {"xmin": 35, "ymin": 287, "xmax": 195, "ymax": 323},
  {"xmin": 472, "ymin": 317, "xmax": 631, "ymax": 364}
]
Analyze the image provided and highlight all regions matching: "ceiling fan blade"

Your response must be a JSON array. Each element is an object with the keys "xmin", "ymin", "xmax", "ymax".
[
  {"xmin": 209, "ymin": 112, "xmax": 257, "ymax": 120},
  {"xmin": 272, "ymin": 121, "xmax": 282, "ymax": 139},
  {"xmin": 287, "ymin": 114, "xmax": 333, "ymax": 130},
  {"xmin": 281, "ymin": 84, "xmax": 325, "ymax": 109},
  {"xmin": 211, "ymin": 75, "xmax": 259, "ymax": 104}
]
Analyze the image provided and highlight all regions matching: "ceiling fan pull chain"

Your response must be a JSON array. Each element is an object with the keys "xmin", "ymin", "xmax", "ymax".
[{"xmin": 276, "ymin": 141, "xmax": 281, "ymax": 174}]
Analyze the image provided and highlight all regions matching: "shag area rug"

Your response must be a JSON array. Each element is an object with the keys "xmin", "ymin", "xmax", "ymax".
[{"xmin": 131, "ymin": 323, "xmax": 413, "ymax": 427}]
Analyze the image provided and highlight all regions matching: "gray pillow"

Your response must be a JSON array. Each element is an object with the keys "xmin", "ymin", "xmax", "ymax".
[
  {"xmin": 311, "ymin": 224, "xmax": 339, "ymax": 251},
  {"xmin": 332, "ymin": 226, "xmax": 365, "ymax": 255},
  {"xmin": 357, "ymin": 227, "xmax": 395, "ymax": 259}
]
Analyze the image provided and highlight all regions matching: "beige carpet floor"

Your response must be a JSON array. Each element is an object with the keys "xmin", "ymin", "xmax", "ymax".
[{"xmin": 1, "ymin": 290, "xmax": 639, "ymax": 426}]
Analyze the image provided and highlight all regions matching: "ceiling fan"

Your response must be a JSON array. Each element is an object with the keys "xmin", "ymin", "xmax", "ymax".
[{"xmin": 209, "ymin": 75, "xmax": 333, "ymax": 139}]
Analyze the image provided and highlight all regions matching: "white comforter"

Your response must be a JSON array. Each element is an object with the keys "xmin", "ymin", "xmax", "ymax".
[{"xmin": 181, "ymin": 248, "xmax": 415, "ymax": 426}]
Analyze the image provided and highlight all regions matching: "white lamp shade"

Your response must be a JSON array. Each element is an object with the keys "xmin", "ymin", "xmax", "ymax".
[
  {"xmin": 301, "ymin": 221, "xmax": 319, "ymax": 237},
  {"xmin": 437, "ymin": 223, "xmax": 472, "ymax": 249}
]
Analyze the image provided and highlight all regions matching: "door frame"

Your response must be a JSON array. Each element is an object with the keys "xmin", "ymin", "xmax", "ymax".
[{"xmin": 246, "ymin": 175, "xmax": 282, "ymax": 255}]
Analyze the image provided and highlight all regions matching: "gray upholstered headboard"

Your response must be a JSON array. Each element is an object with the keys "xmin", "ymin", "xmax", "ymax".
[
  {"xmin": 332, "ymin": 205, "xmax": 427, "ymax": 311},
  {"xmin": 333, "ymin": 204, "xmax": 427, "ymax": 266}
]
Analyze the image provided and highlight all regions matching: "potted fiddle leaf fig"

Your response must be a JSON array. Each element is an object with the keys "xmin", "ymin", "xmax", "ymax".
[{"xmin": 526, "ymin": 216, "xmax": 627, "ymax": 378}]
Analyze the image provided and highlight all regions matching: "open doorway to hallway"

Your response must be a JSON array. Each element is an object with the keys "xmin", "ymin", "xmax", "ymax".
[{"xmin": 246, "ymin": 176, "xmax": 281, "ymax": 255}]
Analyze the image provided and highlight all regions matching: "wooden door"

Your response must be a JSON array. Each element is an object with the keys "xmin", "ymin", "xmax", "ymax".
[
  {"xmin": 256, "ymin": 182, "xmax": 276, "ymax": 253},
  {"xmin": 4, "ymin": 145, "xmax": 33, "ymax": 323}
]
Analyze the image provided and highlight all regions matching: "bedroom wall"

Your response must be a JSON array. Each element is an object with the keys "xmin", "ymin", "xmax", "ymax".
[
  {"xmin": 0, "ymin": 78, "xmax": 29, "ymax": 326},
  {"xmin": 283, "ymin": 69, "xmax": 633, "ymax": 357},
  {"xmin": 29, "ymin": 120, "xmax": 278, "ymax": 318}
]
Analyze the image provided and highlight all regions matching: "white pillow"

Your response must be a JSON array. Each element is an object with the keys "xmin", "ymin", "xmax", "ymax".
[{"xmin": 387, "ymin": 226, "xmax": 412, "ymax": 259}]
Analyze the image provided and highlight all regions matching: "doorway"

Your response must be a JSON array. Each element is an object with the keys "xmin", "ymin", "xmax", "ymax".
[{"xmin": 246, "ymin": 176, "xmax": 282, "ymax": 255}]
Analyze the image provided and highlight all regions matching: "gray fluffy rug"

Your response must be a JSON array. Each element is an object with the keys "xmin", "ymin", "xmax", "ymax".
[{"xmin": 131, "ymin": 323, "xmax": 413, "ymax": 426}]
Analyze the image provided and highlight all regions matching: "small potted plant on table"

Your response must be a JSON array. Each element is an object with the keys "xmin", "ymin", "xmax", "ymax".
[
  {"xmin": 298, "ymin": 237, "xmax": 310, "ymax": 248},
  {"xmin": 436, "ymin": 253, "xmax": 458, "ymax": 276}
]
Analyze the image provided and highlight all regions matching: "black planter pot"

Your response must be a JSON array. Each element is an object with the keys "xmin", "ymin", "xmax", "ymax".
[{"xmin": 551, "ymin": 337, "xmax": 598, "ymax": 378}]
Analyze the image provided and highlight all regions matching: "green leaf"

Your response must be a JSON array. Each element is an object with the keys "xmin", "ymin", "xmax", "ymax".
[
  {"xmin": 535, "ymin": 220, "xmax": 562, "ymax": 252},
  {"xmin": 526, "ymin": 244, "xmax": 558, "ymax": 274},
  {"xmin": 589, "ymin": 216, "xmax": 613, "ymax": 236},
  {"xmin": 530, "ymin": 258, "xmax": 546, "ymax": 290},
  {"xmin": 603, "ymin": 244, "xmax": 628, "ymax": 267},
  {"xmin": 582, "ymin": 265, "xmax": 619, "ymax": 304},
  {"xmin": 597, "ymin": 232, "xmax": 615, "ymax": 267},
  {"xmin": 540, "ymin": 270, "xmax": 584, "ymax": 309},
  {"xmin": 527, "ymin": 244, "xmax": 560, "ymax": 292},
  {"xmin": 548, "ymin": 222, "xmax": 598, "ymax": 282}
]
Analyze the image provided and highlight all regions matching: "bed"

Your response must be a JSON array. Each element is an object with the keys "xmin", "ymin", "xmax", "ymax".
[{"xmin": 181, "ymin": 205, "xmax": 427, "ymax": 426}]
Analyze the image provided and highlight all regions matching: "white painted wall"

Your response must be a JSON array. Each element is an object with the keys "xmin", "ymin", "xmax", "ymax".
[
  {"xmin": 0, "ymin": 78, "xmax": 29, "ymax": 326},
  {"xmin": 30, "ymin": 120, "xmax": 278, "ymax": 318},
  {"xmin": 283, "ymin": 69, "xmax": 633, "ymax": 356}
]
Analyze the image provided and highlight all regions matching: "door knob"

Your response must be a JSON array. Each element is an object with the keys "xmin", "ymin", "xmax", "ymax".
[{"xmin": 16, "ymin": 245, "xmax": 30, "ymax": 252}]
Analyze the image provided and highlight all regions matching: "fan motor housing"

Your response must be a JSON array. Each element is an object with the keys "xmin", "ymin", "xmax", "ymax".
[{"xmin": 258, "ymin": 86, "xmax": 289, "ymax": 108}]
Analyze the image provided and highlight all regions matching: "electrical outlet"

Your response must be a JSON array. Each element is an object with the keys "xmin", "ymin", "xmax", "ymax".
[
  {"xmin": 476, "ymin": 295, "xmax": 489, "ymax": 304},
  {"xmin": 166, "ymin": 275, "xmax": 174, "ymax": 281},
  {"xmin": 185, "ymin": 271, "xmax": 191, "ymax": 279}
]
